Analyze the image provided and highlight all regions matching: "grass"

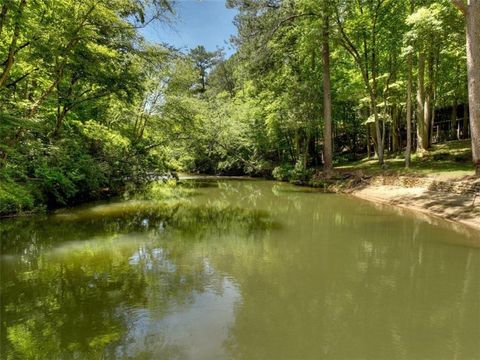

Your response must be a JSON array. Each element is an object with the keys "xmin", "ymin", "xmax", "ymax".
[{"xmin": 336, "ymin": 140, "xmax": 475, "ymax": 179}]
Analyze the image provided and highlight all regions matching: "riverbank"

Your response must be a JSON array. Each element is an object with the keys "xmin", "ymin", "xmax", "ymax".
[
  {"xmin": 3, "ymin": 168, "xmax": 479, "ymax": 235},
  {"xmin": 181, "ymin": 171, "xmax": 480, "ymax": 232},
  {"xmin": 327, "ymin": 173, "xmax": 480, "ymax": 232}
]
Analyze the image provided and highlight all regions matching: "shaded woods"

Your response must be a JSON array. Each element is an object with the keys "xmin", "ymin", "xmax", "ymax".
[{"xmin": 0, "ymin": 0, "xmax": 479, "ymax": 215}]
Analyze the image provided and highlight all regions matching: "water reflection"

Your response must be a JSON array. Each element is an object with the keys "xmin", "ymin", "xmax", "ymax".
[
  {"xmin": 1, "ymin": 180, "xmax": 479, "ymax": 359},
  {"xmin": 1, "ymin": 194, "xmax": 272, "ymax": 360}
]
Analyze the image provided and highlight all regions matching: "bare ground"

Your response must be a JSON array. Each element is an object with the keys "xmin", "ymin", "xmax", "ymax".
[{"xmin": 346, "ymin": 175, "xmax": 480, "ymax": 233}]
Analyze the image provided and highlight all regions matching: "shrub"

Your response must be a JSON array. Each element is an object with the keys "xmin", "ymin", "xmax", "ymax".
[
  {"xmin": 0, "ymin": 178, "xmax": 36, "ymax": 215},
  {"xmin": 272, "ymin": 164, "xmax": 294, "ymax": 181},
  {"xmin": 272, "ymin": 161, "xmax": 314, "ymax": 182}
]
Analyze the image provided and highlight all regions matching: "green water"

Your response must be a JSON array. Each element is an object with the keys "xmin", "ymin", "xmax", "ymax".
[{"xmin": 1, "ymin": 180, "xmax": 479, "ymax": 360}]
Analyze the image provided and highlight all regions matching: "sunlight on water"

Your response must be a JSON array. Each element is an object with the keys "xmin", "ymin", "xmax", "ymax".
[{"xmin": 1, "ymin": 180, "xmax": 479, "ymax": 359}]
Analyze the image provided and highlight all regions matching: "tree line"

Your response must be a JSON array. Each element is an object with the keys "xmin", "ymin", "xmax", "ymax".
[
  {"xmin": 214, "ymin": 0, "xmax": 478, "ymax": 176},
  {"xmin": 0, "ymin": 0, "xmax": 479, "ymax": 215},
  {"xmin": 161, "ymin": 0, "xmax": 479, "ymax": 179},
  {"xmin": 0, "ymin": 0, "xmax": 177, "ymax": 214}
]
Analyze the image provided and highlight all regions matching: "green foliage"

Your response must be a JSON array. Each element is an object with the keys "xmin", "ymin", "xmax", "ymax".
[
  {"xmin": 0, "ymin": 0, "xmax": 175, "ymax": 215},
  {"xmin": 133, "ymin": 180, "xmax": 196, "ymax": 201},
  {"xmin": 0, "ymin": 178, "xmax": 36, "ymax": 215},
  {"xmin": 272, "ymin": 160, "xmax": 315, "ymax": 182},
  {"xmin": 272, "ymin": 164, "xmax": 295, "ymax": 181},
  {"xmin": 0, "ymin": 0, "xmax": 474, "ymax": 216}
]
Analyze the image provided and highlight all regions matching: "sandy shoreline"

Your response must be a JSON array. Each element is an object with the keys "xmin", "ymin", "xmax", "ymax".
[{"xmin": 346, "ymin": 178, "xmax": 480, "ymax": 233}]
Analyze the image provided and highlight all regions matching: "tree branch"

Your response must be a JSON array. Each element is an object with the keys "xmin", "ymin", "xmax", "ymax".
[
  {"xmin": 29, "ymin": 5, "xmax": 96, "ymax": 115},
  {"xmin": 0, "ymin": 0, "xmax": 27, "ymax": 88},
  {"xmin": 0, "ymin": 3, "xmax": 8, "ymax": 38},
  {"xmin": 5, "ymin": 69, "xmax": 37, "ymax": 88},
  {"xmin": 269, "ymin": 12, "xmax": 318, "ymax": 40},
  {"xmin": 452, "ymin": 0, "xmax": 467, "ymax": 16}
]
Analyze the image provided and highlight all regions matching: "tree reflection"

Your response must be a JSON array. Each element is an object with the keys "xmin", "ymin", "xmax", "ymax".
[
  {"xmin": 1, "ymin": 180, "xmax": 479, "ymax": 360},
  {"xmin": 0, "ymin": 197, "xmax": 274, "ymax": 359}
]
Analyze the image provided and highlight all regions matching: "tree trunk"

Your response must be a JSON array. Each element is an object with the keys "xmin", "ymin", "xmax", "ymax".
[
  {"xmin": 416, "ymin": 51, "xmax": 427, "ymax": 152},
  {"xmin": 370, "ymin": 121, "xmax": 379, "ymax": 158},
  {"xmin": 462, "ymin": 103, "xmax": 469, "ymax": 138},
  {"xmin": 406, "ymin": 1, "xmax": 414, "ymax": 167},
  {"xmin": 0, "ymin": 0, "xmax": 26, "ymax": 89},
  {"xmin": 371, "ymin": 98, "xmax": 384, "ymax": 164},
  {"xmin": 406, "ymin": 93, "xmax": 413, "ymax": 167},
  {"xmin": 53, "ymin": 107, "xmax": 68, "ymax": 137},
  {"xmin": 424, "ymin": 72, "xmax": 432, "ymax": 147},
  {"xmin": 430, "ymin": 101, "xmax": 436, "ymax": 143},
  {"xmin": 453, "ymin": 0, "xmax": 480, "ymax": 175},
  {"xmin": 371, "ymin": 32, "xmax": 384, "ymax": 165},
  {"xmin": 322, "ymin": 13, "xmax": 333, "ymax": 173},
  {"xmin": 367, "ymin": 124, "xmax": 371, "ymax": 159},
  {"xmin": 466, "ymin": 0, "xmax": 480, "ymax": 175},
  {"xmin": 451, "ymin": 99, "xmax": 458, "ymax": 140},
  {"xmin": 0, "ymin": 3, "xmax": 8, "ymax": 38},
  {"xmin": 425, "ymin": 48, "xmax": 435, "ymax": 148},
  {"xmin": 392, "ymin": 107, "xmax": 399, "ymax": 153}
]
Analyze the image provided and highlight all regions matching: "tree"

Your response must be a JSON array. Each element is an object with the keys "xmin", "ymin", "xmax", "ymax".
[
  {"xmin": 322, "ymin": 3, "xmax": 333, "ymax": 172},
  {"xmin": 189, "ymin": 45, "xmax": 221, "ymax": 93},
  {"xmin": 0, "ymin": 0, "xmax": 175, "ymax": 214},
  {"xmin": 452, "ymin": 0, "xmax": 480, "ymax": 175},
  {"xmin": 405, "ymin": 51, "xmax": 413, "ymax": 168},
  {"xmin": 335, "ymin": 0, "xmax": 402, "ymax": 166},
  {"xmin": 406, "ymin": 4, "xmax": 444, "ymax": 151}
]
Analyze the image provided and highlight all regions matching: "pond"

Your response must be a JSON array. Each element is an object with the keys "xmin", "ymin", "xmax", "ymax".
[{"xmin": 1, "ymin": 179, "xmax": 479, "ymax": 359}]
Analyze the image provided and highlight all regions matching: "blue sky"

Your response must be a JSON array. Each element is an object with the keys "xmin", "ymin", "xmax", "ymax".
[{"xmin": 140, "ymin": 0, "xmax": 238, "ymax": 57}]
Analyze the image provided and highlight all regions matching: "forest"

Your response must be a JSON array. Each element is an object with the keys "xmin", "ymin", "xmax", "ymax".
[
  {"xmin": 0, "ymin": 0, "xmax": 479, "ymax": 215},
  {"xmin": 2, "ymin": 1, "xmax": 480, "ymax": 358}
]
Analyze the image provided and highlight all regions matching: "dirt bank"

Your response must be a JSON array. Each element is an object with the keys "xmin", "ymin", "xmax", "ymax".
[{"xmin": 339, "ymin": 174, "xmax": 480, "ymax": 232}]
